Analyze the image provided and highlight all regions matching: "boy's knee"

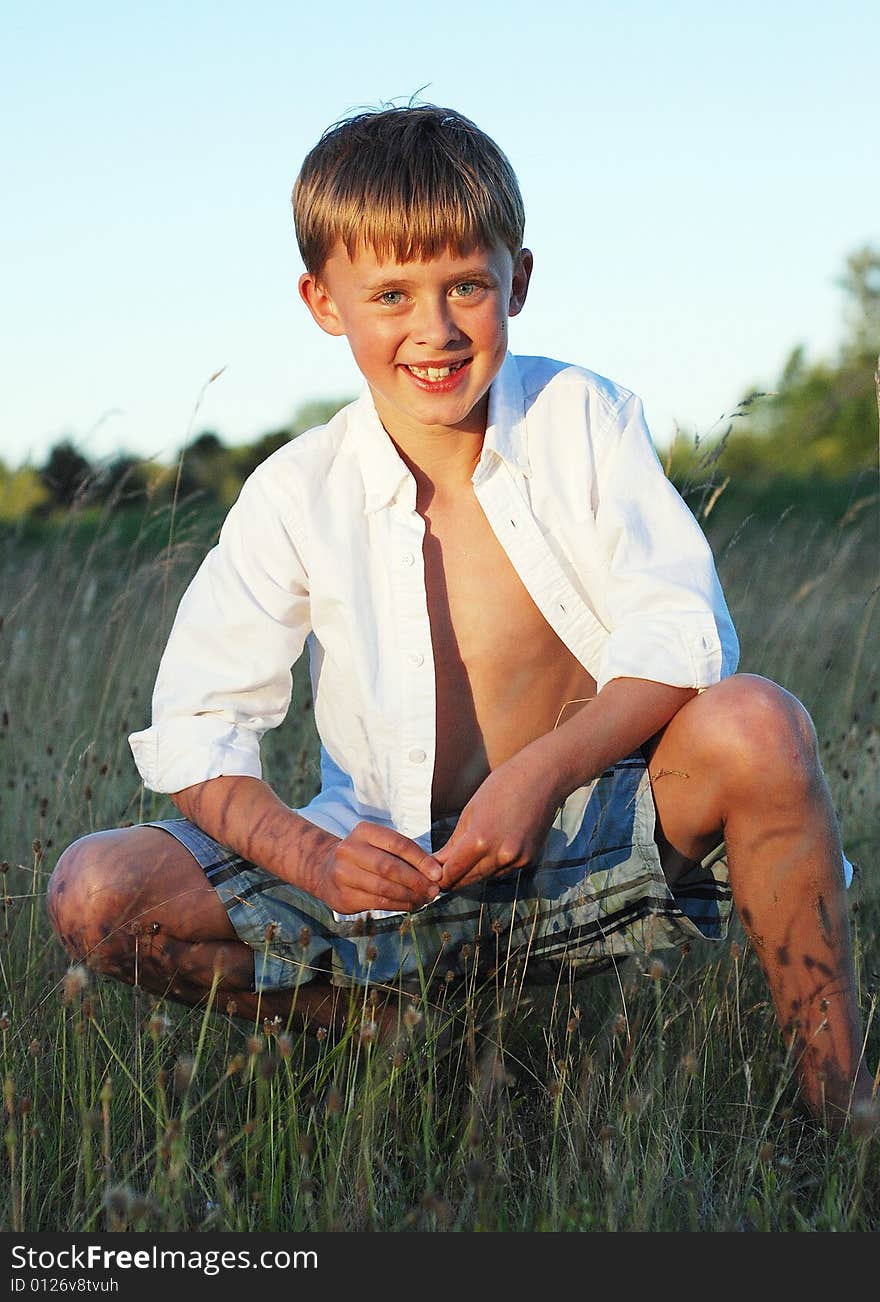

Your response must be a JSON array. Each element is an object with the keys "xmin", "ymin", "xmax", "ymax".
[
  {"xmin": 696, "ymin": 674, "xmax": 819, "ymax": 796},
  {"xmin": 47, "ymin": 831, "xmax": 133, "ymax": 967}
]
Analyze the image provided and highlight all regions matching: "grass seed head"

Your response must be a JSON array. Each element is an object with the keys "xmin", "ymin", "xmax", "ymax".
[
  {"xmin": 623, "ymin": 1087, "xmax": 652, "ymax": 1116},
  {"xmin": 147, "ymin": 1011, "xmax": 170, "ymax": 1040},
  {"xmin": 258, "ymin": 1054, "xmax": 278, "ymax": 1080},
  {"xmin": 103, "ymin": 1184, "xmax": 134, "ymax": 1221},
  {"xmin": 173, "ymin": 1054, "xmax": 195, "ymax": 1095},
  {"xmin": 61, "ymin": 964, "xmax": 89, "ymax": 1004}
]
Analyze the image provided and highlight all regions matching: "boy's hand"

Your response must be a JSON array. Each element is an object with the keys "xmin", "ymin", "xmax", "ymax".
[
  {"xmin": 308, "ymin": 822, "xmax": 444, "ymax": 915},
  {"xmin": 433, "ymin": 749, "xmax": 563, "ymax": 891}
]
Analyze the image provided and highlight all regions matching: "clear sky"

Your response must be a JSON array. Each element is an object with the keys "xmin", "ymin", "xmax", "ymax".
[{"xmin": 2, "ymin": 0, "xmax": 878, "ymax": 468}]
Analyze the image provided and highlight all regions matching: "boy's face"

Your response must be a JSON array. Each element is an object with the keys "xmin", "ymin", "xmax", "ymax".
[{"xmin": 299, "ymin": 240, "xmax": 532, "ymax": 445}]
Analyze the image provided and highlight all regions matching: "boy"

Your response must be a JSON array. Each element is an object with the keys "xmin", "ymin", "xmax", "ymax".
[{"xmin": 48, "ymin": 104, "xmax": 872, "ymax": 1127}]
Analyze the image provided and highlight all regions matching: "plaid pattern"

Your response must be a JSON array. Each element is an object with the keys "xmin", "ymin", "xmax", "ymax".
[{"xmin": 145, "ymin": 753, "xmax": 732, "ymax": 992}]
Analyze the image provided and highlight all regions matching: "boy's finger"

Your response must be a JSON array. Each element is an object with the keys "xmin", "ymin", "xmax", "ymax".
[
  {"xmin": 358, "ymin": 825, "xmax": 443, "ymax": 880},
  {"xmin": 437, "ymin": 843, "xmax": 485, "ymax": 889},
  {"xmin": 345, "ymin": 861, "xmax": 437, "ymax": 907},
  {"xmin": 352, "ymin": 845, "xmax": 442, "ymax": 899}
]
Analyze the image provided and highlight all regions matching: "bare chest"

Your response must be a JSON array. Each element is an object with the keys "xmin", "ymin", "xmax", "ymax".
[{"xmin": 420, "ymin": 489, "xmax": 596, "ymax": 814}]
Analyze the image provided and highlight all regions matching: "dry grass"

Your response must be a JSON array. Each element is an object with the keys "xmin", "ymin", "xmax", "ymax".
[{"xmin": 0, "ymin": 493, "xmax": 878, "ymax": 1232}]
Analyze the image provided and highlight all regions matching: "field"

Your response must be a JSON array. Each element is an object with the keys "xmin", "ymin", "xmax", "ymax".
[{"xmin": 1, "ymin": 486, "xmax": 878, "ymax": 1233}]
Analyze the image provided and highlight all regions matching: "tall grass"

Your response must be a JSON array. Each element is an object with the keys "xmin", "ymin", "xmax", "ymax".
[{"xmin": 0, "ymin": 488, "xmax": 878, "ymax": 1232}]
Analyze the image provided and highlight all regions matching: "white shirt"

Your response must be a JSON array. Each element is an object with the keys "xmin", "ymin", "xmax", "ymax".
[{"xmin": 129, "ymin": 353, "xmax": 740, "ymax": 853}]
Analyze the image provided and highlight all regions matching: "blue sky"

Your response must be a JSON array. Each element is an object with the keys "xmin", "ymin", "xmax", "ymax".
[{"xmin": 2, "ymin": 0, "xmax": 878, "ymax": 467}]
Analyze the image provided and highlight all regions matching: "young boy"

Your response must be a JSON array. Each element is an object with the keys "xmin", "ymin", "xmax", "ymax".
[{"xmin": 48, "ymin": 104, "xmax": 871, "ymax": 1126}]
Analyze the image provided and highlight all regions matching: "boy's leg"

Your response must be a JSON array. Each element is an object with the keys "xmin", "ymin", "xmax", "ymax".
[
  {"xmin": 644, "ymin": 672, "xmax": 872, "ymax": 1125},
  {"xmin": 46, "ymin": 828, "xmax": 372, "ymax": 1032}
]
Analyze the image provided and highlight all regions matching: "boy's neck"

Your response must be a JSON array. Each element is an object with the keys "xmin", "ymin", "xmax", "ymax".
[{"xmin": 371, "ymin": 391, "xmax": 489, "ymax": 508}]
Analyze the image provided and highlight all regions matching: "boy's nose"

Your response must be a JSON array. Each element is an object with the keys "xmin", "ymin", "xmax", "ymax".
[{"xmin": 412, "ymin": 299, "xmax": 462, "ymax": 349}]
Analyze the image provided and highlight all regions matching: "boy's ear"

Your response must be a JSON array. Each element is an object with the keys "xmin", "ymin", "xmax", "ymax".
[
  {"xmin": 507, "ymin": 248, "xmax": 533, "ymax": 318},
  {"xmin": 298, "ymin": 272, "xmax": 347, "ymax": 337}
]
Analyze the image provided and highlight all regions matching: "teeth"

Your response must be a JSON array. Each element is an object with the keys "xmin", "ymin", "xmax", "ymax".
[{"xmin": 407, "ymin": 361, "xmax": 464, "ymax": 380}]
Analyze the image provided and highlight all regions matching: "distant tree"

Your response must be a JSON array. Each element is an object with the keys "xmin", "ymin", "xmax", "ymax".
[
  {"xmin": 669, "ymin": 245, "xmax": 880, "ymax": 487},
  {"xmin": 168, "ymin": 430, "xmax": 233, "ymax": 504},
  {"xmin": 38, "ymin": 440, "xmax": 96, "ymax": 509},
  {"xmin": 94, "ymin": 454, "xmax": 150, "ymax": 507},
  {"xmin": 837, "ymin": 245, "xmax": 880, "ymax": 358},
  {"xmin": 0, "ymin": 461, "xmax": 50, "ymax": 521}
]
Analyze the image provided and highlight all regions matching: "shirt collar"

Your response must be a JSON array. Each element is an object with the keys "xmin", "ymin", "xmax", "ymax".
[
  {"xmin": 348, "ymin": 389, "xmax": 412, "ymax": 514},
  {"xmin": 351, "ymin": 351, "xmax": 530, "ymax": 514},
  {"xmin": 482, "ymin": 350, "xmax": 530, "ymax": 478}
]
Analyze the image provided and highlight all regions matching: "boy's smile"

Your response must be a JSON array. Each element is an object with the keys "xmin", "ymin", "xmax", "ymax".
[{"xmin": 299, "ymin": 241, "xmax": 532, "ymax": 448}]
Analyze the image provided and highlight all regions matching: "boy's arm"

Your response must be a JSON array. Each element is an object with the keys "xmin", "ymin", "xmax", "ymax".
[
  {"xmin": 171, "ymin": 775, "xmax": 443, "ymax": 916},
  {"xmin": 134, "ymin": 462, "xmax": 442, "ymax": 914},
  {"xmin": 434, "ymin": 677, "xmax": 695, "ymax": 890}
]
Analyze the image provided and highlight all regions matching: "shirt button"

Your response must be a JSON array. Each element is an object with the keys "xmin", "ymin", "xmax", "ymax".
[
  {"xmin": 408, "ymin": 748, "xmax": 427, "ymax": 764},
  {"xmin": 402, "ymin": 551, "xmax": 415, "ymax": 566},
  {"xmin": 407, "ymin": 652, "xmax": 424, "ymax": 667}
]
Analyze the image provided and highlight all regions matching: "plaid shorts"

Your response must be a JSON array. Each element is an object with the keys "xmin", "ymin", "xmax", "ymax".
[{"xmin": 146, "ymin": 753, "xmax": 732, "ymax": 992}]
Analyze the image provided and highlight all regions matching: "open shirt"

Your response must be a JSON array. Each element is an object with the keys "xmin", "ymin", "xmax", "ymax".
[{"xmin": 129, "ymin": 353, "xmax": 740, "ymax": 855}]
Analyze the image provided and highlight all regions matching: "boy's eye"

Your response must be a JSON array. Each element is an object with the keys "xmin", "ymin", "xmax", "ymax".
[
  {"xmin": 452, "ymin": 281, "xmax": 479, "ymax": 298},
  {"xmin": 378, "ymin": 290, "xmax": 404, "ymax": 306}
]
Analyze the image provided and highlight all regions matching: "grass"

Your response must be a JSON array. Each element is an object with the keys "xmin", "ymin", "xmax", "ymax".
[{"xmin": 0, "ymin": 485, "xmax": 878, "ymax": 1232}]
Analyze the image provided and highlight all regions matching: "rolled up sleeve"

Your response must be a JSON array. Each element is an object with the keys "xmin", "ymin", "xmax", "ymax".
[
  {"xmin": 594, "ymin": 393, "xmax": 739, "ymax": 692},
  {"xmin": 128, "ymin": 466, "xmax": 311, "ymax": 793}
]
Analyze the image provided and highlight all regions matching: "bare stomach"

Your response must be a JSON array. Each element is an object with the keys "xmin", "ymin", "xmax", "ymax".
[{"xmin": 431, "ymin": 650, "xmax": 597, "ymax": 818}]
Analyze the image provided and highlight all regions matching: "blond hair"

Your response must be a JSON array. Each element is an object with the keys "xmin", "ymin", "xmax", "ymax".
[{"xmin": 292, "ymin": 104, "xmax": 525, "ymax": 275}]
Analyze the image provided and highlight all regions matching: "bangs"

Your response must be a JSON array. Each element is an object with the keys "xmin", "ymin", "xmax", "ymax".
[
  {"xmin": 328, "ymin": 181, "xmax": 514, "ymax": 267},
  {"xmin": 293, "ymin": 106, "xmax": 525, "ymax": 274}
]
